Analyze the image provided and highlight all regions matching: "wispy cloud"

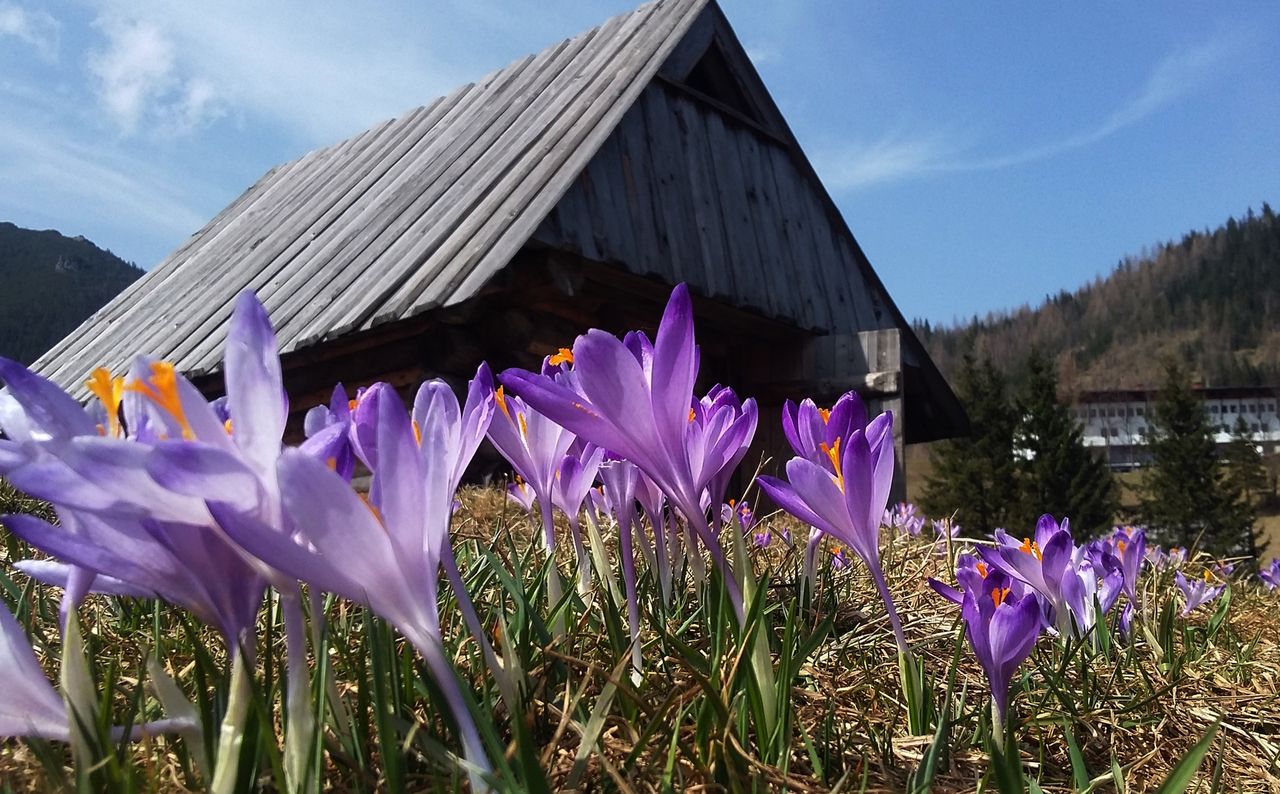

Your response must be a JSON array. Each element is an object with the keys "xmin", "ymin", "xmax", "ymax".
[
  {"xmin": 819, "ymin": 35, "xmax": 1240, "ymax": 191},
  {"xmin": 0, "ymin": 2, "xmax": 59, "ymax": 60},
  {"xmin": 88, "ymin": 15, "xmax": 225, "ymax": 135},
  {"xmin": 0, "ymin": 114, "xmax": 215, "ymax": 255},
  {"xmin": 83, "ymin": 1, "xmax": 470, "ymax": 145}
]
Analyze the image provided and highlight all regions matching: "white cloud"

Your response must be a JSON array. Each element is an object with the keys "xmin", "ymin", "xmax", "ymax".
[
  {"xmin": 0, "ymin": 3, "xmax": 59, "ymax": 60},
  {"xmin": 0, "ymin": 115, "xmax": 212, "ymax": 244},
  {"xmin": 820, "ymin": 35, "xmax": 1238, "ymax": 191},
  {"xmin": 87, "ymin": 15, "xmax": 225, "ymax": 135},
  {"xmin": 83, "ymin": 2, "xmax": 472, "ymax": 145}
]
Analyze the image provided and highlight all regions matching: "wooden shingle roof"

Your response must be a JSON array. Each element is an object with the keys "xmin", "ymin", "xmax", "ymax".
[{"xmin": 35, "ymin": 0, "xmax": 708, "ymax": 395}]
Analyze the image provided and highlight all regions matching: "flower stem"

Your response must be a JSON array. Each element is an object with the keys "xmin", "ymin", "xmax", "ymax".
[{"xmin": 208, "ymin": 648, "xmax": 253, "ymax": 794}]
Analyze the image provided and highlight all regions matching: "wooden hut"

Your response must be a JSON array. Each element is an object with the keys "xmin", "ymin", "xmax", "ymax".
[{"xmin": 33, "ymin": 0, "xmax": 966, "ymax": 492}]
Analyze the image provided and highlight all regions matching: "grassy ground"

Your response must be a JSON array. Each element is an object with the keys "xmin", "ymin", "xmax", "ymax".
[{"xmin": 2, "ymin": 483, "xmax": 1279, "ymax": 791}]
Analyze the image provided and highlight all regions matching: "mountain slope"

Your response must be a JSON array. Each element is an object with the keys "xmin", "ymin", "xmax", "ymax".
[
  {"xmin": 0, "ymin": 222, "xmax": 143, "ymax": 364},
  {"xmin": 915, "ymin": 205, "xmax": 1280, "ymax": 392}
]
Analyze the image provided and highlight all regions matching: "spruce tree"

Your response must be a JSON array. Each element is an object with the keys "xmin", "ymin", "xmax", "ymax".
[
  {"xmin": 1137, "ymin": 361, "xmax": 1253, "ymax": 556},
  {"xmin": 1013, "ymin": 350, "xmax": 1117, "ymax": 537},
  {"xmin": 922, "ymin": 352, "xmax": 1019, "ymax": 535},
  {"xmin": 1222, "ymin": 415, "xmax": 1269, "ymax": 557}
]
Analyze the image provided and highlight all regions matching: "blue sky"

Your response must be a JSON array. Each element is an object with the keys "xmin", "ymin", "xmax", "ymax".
[{"xmin": 1, "ymin": 1, "xmax": 1276, "ymax": 325}]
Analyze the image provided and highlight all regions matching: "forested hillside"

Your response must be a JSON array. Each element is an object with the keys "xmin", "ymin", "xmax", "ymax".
[
  {"xmin": 915, "ymin": 206, "xmax": 1280, "ymax": 392},
  {"xmin": 0, "ymin": 222, "xmax": 143, "ymax": 364}
]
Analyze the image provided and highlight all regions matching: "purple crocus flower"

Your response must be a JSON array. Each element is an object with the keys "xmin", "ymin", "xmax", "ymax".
[
  {"xmin": 599, "ymin": 458, "xmax": 644, "ymax": 676},
  {"xmin": 780, "ymin": 392, "xmax": 867, "ymax": 470},
  {"xmin": 552, "ymin": 443, "xmax": 606, "ymax": 594},
  {"xmin": 885, "ymin": 502, "xmax": 925, "ymax": 536},
  {"xmin": 758, "ymin": 409, "xmax": 909, "ymax": 653},
  {"xmin": 301, "ymin": 384, "xmax": 356, "ymax": 480},
  {"xmin": 1175, "ymin": 570, "xmax": 1225, "ymax": 615},
  {"xmin": 506, "ymin": 476, "xmax": 536, "ymax": 515},
  {"xmin": 500, "ymin": 284, "xmax": 751, "ymax": 621},
  {"xmin": 961, "ymin": 573, "xmax": 1043, "ymax": 739},
  {"xmin": 487, "ymin": 381, "xmax": 575, "ymax": 554},
  {"xmin": 215, "ymin": 370, "xmax": 496, "ymax": 788},
  {"xmin": 1259, "ymin": 559, "xmax": 1280, "ymax": 591},
  {"xmin": 1107, "ymin": 526, "xmax": 1146, "ymax": 603},
  {"xmin": 0, "ymin": 601, "xmax": 196, "ymax": 743},
  {"xmin": 982, "ymin": 516, "xmax": 1076, "ymax": 635},
  {"xmin": 830, "ymin": 543, "xmax": 850, "ymax": 571}
]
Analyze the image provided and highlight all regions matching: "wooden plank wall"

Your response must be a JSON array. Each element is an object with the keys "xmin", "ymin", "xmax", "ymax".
[{"xmin": 532, "ymin": 82, "xmax": 896, "ymax": 339}]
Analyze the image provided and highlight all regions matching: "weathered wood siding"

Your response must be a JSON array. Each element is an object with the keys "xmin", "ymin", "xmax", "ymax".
[{"xmin": 532, "ymin": 82, "xmax": 893, "ymax": 337}]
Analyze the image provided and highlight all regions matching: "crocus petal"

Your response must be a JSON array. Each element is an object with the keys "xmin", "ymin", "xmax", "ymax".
[
  {"xmin": 0, "ymin": 602, "xmax": 69, "ymax": 740},
  {"xmin": 0, "ymin": 358, "xmax": 95, "ymax": 440},
  {"xmin": 147, "ymin": 442, "xmax": 263, "ymax": 514},
  {"xmin": 650, "ymin": 283, "xmax": 698, "ymax": 460},
  {"xmin": 273, "ymin": 450, "xmax": 427, "ymax": 625},
  {"xmin": 225, "ymin": 292, "xmax": 287, "ymax": 476},
  {"xmin": 14, "ymin": 560, "xmax": 157, "ymax": 599}
]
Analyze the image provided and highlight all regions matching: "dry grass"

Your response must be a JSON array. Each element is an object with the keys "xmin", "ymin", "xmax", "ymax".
[{"xmin": 2, "ymin": 487, "xmax": 1280, "ymax": 792}]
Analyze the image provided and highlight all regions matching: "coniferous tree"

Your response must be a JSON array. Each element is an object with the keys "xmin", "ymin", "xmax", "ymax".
[
  {"xmin": 1137, "ymin": 361, "xmax": 1254, "ymax": 556},
  {"xmin": 1013, "ymin": 350, "xmax": 1117, "ymax": 537},
  {"xmin": 1221, "ymin": 416, "xmax": 1270, "ymax": 557},
  {"xmin": 922, "ymin": 351, "xmax": 1019, "ymax": 535},
  {"xmin": 1223, "ymin": 415, "xmax": 1270, "ymax": 501}
]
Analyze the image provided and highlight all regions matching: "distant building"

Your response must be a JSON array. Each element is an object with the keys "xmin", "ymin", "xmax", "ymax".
[{"xmin": 1076, "ymin": 386, "xmax": 1280, "ymax": 470}]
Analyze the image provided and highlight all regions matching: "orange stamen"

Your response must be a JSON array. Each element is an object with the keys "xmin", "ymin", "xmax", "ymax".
[
  {"xmin": 125, "ymin": 362, "xmax": 194, "ymax": 440},
  {"xmin": 223, "ymin": 418, "xmax": 234, "ymax": 435},
  {"xmin": 85, "ymin": 367, "xmax": 124, "ymax": 438},
  {"xmin": 548, "ymin": 347, "xmax": 574, "ymax": 366},
  {"xmin": 1117, "ymin": 539, "xmax": 1126, "ymax": 553},
  {"xmin": 992, "ymin": 587, "xmax": 1011, "ymax": 608},
  {"xmin": 518, "ymin": 413, "xmax": 528, "ymax": 437},
  {"xmin": 976, "ymin": 561, "xmax": 988, "ymax": 578},
  {"xmin": 412, "ymin": 419, "xmax": 421, "ymax": 445},
  {"xmin": 689, "ymin": 407, "xmax": 697, "ymax": 423},
  {"xmin": 325, "ymin": 457, "xmax": 337, "ymax": 471},
  {"xmin": 496, "ymin": 386, "xmax": 512, "ymax": 420},
  {"xmin": 820, "ymin": 437, "xmax": 844, "ymax": 491},
  {"xmin": 1018, "ymin": 537, "xmax": 1043, "ymax": 561},
  {"xmin": 818, "ymin": 407, "xmax": 831, "ymax": 423},
  {"xmin": 348, "ymin": 398, "xmax": 359, "ymax": 412}
]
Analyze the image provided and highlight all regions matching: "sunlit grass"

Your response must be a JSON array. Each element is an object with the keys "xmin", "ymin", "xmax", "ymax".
[{"xmin": 3, "ymin": 481, "xmax": 1278, "ymax": 792}]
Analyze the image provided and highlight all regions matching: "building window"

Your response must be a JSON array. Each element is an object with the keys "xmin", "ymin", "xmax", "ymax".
[
  {"xmin": 1230, "ymin": 405, "xmax": 1237, "ymax": 413},
  {"xmin": 1249, "ymin": 404, "xmax": 1257, "ymax": 413},
  {"xmin": 1210, "ymin": 405, "xmax": 1219, "ymax": 413},
  {"xmin": 1110, "ymin": 427, "xmax": 1119, "ymax": 438},
  {"xmin": 1136, "ymin": 406, "xmax": 1144, "ymax": 417},
  {"xmin": 1252, "ymin": 423, "xmax": 1260, "ymax": 433},
  {"xmin": 1089, "ymin": 408, "xmax": 1097, "ymax": 418}
]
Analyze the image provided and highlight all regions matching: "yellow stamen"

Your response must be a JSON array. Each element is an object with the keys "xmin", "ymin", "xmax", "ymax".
[
  {"xmin": 412, "ymin": 419, "xmax": 421, "ymax": 445},
  {"xmin": 820, "ymin": 437, "xmax": 844, "ymax": 491},
  {"xmin": 496, "ymin": 386, "xmax": 511, "ymax": 420},
  {"xmin": 223, "ymin": 418, "xmax": 234, "ymax": 435},
  {"xmin": 992, "ymin": 587, "xmax": 1011, "ymax": 608},
  {"xmin": 1018, "ymin": 537, "xmax": 1043, "ymax": 561},
  {"xmin": 689, "ymin": 407, "xmax": 697, "ymax": 423},
  {"xmin": 125, "ymin": 362, "xmax": 194, "ymax": 440},
  {"xmin": 1203, "ymin": 569, "xmax": 1212, "ymax": 582},
  {"xmin": 85, "ymin": 367, "xmax": 124, "ymax": 438},
  {"xmin": 518, "ymin": 413, "xmax": 528, "ymax": 437},
  {"xmin": 818, "ymin": 407, "xmax": 831, "ymax": 423},
  {"xmin": 548, "ymin": 347, "xmax": 574, "ymax": 366}
]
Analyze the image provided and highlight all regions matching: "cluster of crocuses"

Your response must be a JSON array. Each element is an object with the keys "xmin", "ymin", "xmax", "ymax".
[
  {"xmin": 925, "ymin": 515, "xmax": 1260, "ymax": 741},
  {"xmin": 0, "ymin": 283, "xmax": 915, "ymax": 789}
]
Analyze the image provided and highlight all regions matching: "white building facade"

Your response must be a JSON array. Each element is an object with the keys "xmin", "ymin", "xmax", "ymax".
[{"xmin": 1076, "ymin": 386, "xmax": 1280, "ymax": 470}]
